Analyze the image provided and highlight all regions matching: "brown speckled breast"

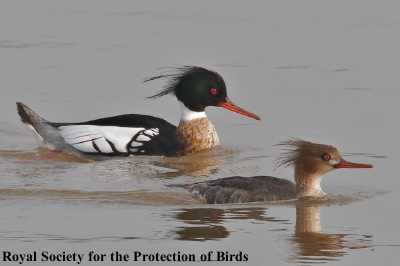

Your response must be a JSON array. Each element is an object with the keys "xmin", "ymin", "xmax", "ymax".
[{"xmin": 177, "ymin": 118, "xmax": 220, "ymax": 155}]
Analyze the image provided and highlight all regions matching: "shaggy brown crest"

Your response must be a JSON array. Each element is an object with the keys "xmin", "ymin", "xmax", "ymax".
[{"xmin": 275, "ymin": 139, "xmax": 340, "ymax": 168}]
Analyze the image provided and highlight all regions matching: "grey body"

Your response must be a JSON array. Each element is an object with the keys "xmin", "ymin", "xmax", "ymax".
[{"xmin": 189, "ymin": 176, "xmax": 296, "ymax": 204}]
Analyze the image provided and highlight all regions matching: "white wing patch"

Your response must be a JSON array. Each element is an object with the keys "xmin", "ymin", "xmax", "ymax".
[
  {"xmin": 136, "ymin": 135, "xmax": 150, "ymax": 142},
  {"xmin": 128, "ymin": 128, "xmax": 160, "ymax": 152},
  {"xmin": 58, "ymin": 125, "xmax": 160, "ymax": 154}
]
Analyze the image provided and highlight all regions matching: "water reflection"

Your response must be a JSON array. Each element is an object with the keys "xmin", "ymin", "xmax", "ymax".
[
  {"xmin": 173, "ymin": 201, "xmax": 372, "ymax": 263},
  {"xmin": 0, "ymin": 146, "xmax": 234, "ymax": 178},
  {"xmin": 173, "ymin": 207, "xmax": 289, "ymax": 241},
  {"xmin": 289, "ymin": 200, "xmax": 371, "ymax": 263},
  {"xmin": 0, "ymin": 148, "xmax": 92, "ymax": 163},
  {"xmin": 174, "ymin": 208, "xmax": 230, "ymax": 241},
  {"xmin": 149, "ymin": 147, "xmax": 241, "ymax": 178}
]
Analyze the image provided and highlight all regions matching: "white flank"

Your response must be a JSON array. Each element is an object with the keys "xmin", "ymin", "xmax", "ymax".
[{"xmin": 58, "ymin": 125, "xmax": 159, "ymax": 154}]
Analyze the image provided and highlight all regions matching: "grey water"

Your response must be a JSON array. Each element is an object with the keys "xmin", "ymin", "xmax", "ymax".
[{"xmin": 0, "ymin": 0, "xmax": 399, "ymax": 265}]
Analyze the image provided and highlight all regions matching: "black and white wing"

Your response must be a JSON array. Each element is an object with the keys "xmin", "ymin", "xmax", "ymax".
[
  {"xmin": 51, "ymin": 114, "xmax": 182, "ymax": 156},
  {"xmin": 56, "ymin": 125, "xmax": 157, "ymax": 155}
]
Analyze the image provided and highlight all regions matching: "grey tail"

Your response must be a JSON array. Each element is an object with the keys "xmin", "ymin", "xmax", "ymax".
[
  {"xmin": 16, "ymin": 102, "xmax": 48, "ymax": 128},
  {"xmin": 16, "ymin": 102, "xmax": 56, "ymax": 144},
  {"xmin": 16, "ymin": 103, "xmax": 85, "ymax": 156}
]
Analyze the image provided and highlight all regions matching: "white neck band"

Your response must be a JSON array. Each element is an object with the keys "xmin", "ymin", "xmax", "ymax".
[{"xmin": 180, "ymin": 102, "xmax": 207, "ymax": 122}]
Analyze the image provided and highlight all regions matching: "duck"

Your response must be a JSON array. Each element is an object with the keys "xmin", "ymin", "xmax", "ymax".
[
  {"xmin": 16, "ymin": 66, "xmax": 260, "ymax": 157},
  {"xmin": 186, "ymin": 139, "xmax": 373, "ymax": 203}
]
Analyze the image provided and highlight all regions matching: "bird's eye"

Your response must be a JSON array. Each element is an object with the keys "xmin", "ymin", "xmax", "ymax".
[
  {"xmin": 209, "ymin": 87, "xmax": 219, "ymax": 96},
  {"xmin": 321, "ymin": 153, "xmax": 331, "ymax": 161}
]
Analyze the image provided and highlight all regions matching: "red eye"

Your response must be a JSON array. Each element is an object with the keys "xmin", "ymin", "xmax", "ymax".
[
  {"xmin": 209, "ymin": 87, "xmax": 218, "ymax": 96},
  {"xmin": 321, "ymin": 153, "xmax": 331, "ymax": 161}
]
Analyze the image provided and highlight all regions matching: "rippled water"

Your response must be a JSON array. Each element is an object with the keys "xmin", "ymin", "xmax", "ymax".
[{"xmin": 1, "ymin": 0, "xmax": 399, "ymax": 265}]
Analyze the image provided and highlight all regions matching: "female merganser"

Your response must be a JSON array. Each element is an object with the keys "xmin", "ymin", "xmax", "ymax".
[
  {"xmin": 187, "ymin": 139, "xmax": 373, "ymax": 203},
  {"xmin": 16, "ymin": 66, "xmax": 260, "ymax": 157}
]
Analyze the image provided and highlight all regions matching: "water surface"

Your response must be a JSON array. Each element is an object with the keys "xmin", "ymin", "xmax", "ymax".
[{"xmin": 0, "ymin": 0, "xmax": 399, "ymax": 265}]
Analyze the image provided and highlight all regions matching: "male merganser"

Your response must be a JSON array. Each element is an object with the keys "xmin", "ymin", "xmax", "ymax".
[
  {"xmin": 187, "ymin": 139, "xmax": 373, "ymax": 203},
  {"xmin": 16, "ymin": 66, "xmax": 260, "ymax": 157}
]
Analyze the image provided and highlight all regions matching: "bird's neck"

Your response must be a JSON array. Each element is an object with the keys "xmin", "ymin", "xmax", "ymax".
[
  {"xmin": 294, "ymin": 166, "xmax": 326, "ymax": 198},
  {"xmin": 177, "ymin": 102, "xmax": 220, "ymax": 155},
  {"xmin": 180, "ymin": 102, "xmax": 207, "ymax": 122}
]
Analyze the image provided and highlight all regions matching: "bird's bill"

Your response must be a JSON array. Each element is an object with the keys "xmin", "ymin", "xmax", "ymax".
[
  {"xmin": 217, "ymin": 99, "xmax": 261, "ymax": 121},
  {"xmin": 334, "ymin": 159, "xmax": 373, "ymax": 169}
]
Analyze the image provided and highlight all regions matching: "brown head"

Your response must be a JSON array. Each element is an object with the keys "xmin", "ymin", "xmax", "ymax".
[{"xmin": 277, "ymin": 139, "xmax": 373, "ymax": 197}]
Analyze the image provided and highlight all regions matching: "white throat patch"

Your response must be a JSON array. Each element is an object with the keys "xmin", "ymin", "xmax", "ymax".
[
  {"xmin": 296, "ymin": 175, "xmax": 327, "ymax": 197},
  {"xmin": 180, "ymin": 102, "xmax": 207, "ymax": 122}
]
